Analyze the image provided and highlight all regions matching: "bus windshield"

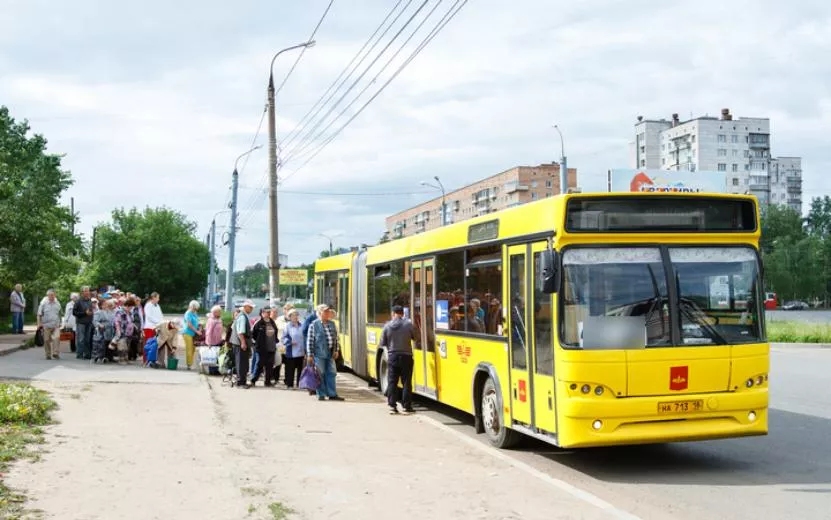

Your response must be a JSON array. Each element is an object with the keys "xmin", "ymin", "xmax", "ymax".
[{"xmin": 561, "ymin": 246, "xmax": 763, "ymax": 349}]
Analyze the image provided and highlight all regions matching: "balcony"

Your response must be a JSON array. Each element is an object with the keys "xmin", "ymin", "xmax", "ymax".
[
  {"xmin": 749, "ymin": 184, "xmax": 770, "ymax": 192},
  {"xmin": 504, "ymin": 182, "xmax": 529, "ymax": 194}
]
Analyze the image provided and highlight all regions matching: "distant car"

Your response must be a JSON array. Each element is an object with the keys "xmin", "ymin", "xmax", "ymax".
[{"xmin": 782, "ymin": 300, "xmax": 809, "ymax": 311}]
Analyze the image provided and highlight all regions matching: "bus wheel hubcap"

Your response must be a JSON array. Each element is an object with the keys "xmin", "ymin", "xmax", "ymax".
[{"xmin": 483, "ymin": 391, "xmax": 499, "ymax": 434}]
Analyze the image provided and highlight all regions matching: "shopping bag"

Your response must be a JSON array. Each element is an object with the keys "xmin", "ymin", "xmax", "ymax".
[
  {"xmin": 34, "ymin": 327, "xmax": 44, "ymax": 347},
  {"xmin": 144, "ymin": 337, "xmax": 158, "ymax": 363},
  {"xmin": 198, "ymin": 346, "xmax": 219, "ymax": 365},
  {"xmin": 299, "ymin": 365, "xmax": 321, "ymax": 391}
]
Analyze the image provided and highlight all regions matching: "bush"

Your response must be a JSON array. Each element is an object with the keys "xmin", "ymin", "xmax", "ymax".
[{"xmin": 0, "ymin": 384, "xmax": 56, "ymax": 425}]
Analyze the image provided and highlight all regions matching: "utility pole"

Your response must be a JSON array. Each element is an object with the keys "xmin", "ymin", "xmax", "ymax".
[
  {"xmin": 204, "ymin": 232, "xmax": 210, "ymax": 308},
  {"xmin": 70, "ymin": 197, "xmax": 75, "ymax": 236},
  {"xmin": 267, "ymin": 40, "xmax": 316, "ymax": 306},
  {"xmin": 225, "ymin": 169, "xmax": 239, "ymax": 312},
  {"xmin": 208, "ymin": 219, "xmax": 216, "ymax": 306},
  {"xmin": 554, "ymin": 124, "xmax": 568, "ymax": 194}
]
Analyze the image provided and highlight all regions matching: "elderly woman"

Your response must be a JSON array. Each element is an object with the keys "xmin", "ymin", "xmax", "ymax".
[
  {"xmin": 92, "ymin": 300, "xmax": 116, "ymax": 363},
  {"xmin": 251, "ymin": 306, "xmax": 279, "ymax": 387},
  {"xmin": 112, "ymin": 298, "xmax": 137, "ymax": 364},
  {"xmin": 281, "ymin": 308, "xmax": 306, "ymax": 388},
  {"xmin": 63, "ymin": 293, "xmax": 79, "ymax": 353},
  {"xmin": 181, "ymin": 300, "xmax": 201, "ymax": 370},
  {"xmin": 205, "ymin": 305, "xmax": 224, "ymax": 347}
]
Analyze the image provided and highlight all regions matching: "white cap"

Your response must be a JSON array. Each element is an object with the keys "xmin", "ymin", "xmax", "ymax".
[{"xmin": 243, "ymin": 299, "xmax": 256, "ymax": 309}]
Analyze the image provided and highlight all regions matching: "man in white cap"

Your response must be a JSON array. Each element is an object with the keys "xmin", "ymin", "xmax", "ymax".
[{"xmin": 229, "ymin": 299, "xmax": 256, "ymax": 388}]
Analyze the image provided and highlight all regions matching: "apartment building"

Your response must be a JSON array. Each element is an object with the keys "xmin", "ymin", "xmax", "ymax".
[
  {"xmin": 386, "ymin": 163, "xmax": 577, "ymax": 239},
  {"xmin": 633, "ymin": 108, "xmax": 802, "ymax": 211}
]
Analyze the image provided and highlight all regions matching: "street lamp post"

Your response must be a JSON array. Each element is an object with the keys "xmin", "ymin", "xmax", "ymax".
[
  {"xmin": 225, "ymin": 145, "xmax": 262, "ymax": 312},
  {"xmin": 319, "ymin": 233, "xmax": 342, "ymax": 256},
  {"xmin": 267, "ymin": 40, "xmax": 316, "ymax": 306},
  {"xmin": 553, "ymin": 124, "xmax": 568, "ymax": 195},
  {"xmin": 421, "ymin": 176, "xmax": 447, "ymax": 226}
]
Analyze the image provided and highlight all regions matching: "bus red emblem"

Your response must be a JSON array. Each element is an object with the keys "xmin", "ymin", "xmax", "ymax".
[
  {"xmin": 518, "ymin": 380, "xmax": 527, "ymax": 402},
  {"xmin": 670, "ymin": 366, "xmax": 688, "ymax": 391}
]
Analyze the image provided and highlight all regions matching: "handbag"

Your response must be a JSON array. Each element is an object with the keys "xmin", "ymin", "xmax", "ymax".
[
  {"xmin": 298, "ymin": 365, "xmax": 321, "ymax": 391},
  {"xmin": 34, "ymin": 327, "xmax": 44, "ymax": 347}
]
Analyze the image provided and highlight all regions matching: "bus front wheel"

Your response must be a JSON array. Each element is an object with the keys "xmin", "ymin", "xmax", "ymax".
[{"xmin": 481, "ymin": 377, "xmax": 519, "ymax": 449}]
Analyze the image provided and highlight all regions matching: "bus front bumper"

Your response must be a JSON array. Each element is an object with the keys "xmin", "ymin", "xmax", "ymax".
[{"xmin": 557, "ymin": 389, "xmax": 768, "ymax": 448}]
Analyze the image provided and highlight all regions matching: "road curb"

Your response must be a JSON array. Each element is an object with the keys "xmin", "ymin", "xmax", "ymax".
[
  {"xmin": 0, "ymin": 344, "xmax": 24, "ymax": 357},
  {"xmin": 771, "ymin": 342, "xmax": 831, "ymax": 349}
]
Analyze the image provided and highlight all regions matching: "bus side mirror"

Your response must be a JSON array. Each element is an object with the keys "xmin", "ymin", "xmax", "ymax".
[{"xmin": 541, "ymin": 248, "xmax": 560, "ymax": 294}]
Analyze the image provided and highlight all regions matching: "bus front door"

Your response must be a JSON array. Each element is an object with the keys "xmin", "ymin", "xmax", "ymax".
[
  {"xmin": 411, "ymin": 259, "xmax": 438, "ymax": 398},
  {"xmin": 507, "ymin": 245, "xmax": 532, "ymax": 426},
  {"xmin": 530, "ymin": 243, "xmax": 556, "ymax": 434}
]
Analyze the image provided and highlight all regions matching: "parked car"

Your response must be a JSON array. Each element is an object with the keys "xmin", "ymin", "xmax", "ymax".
[{"xmin": 782, "ymin": 300, "xmax": 809, "ymax": 311}]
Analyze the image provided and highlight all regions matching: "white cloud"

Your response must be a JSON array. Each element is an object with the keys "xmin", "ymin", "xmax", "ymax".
[{"xmin": 1, "ymin": 0, "xmax": 829, "ymax": 270}]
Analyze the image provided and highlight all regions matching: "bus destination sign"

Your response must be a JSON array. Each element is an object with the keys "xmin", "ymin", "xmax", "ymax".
[{"xmin": 468, "ymin": 220, "xmax": 499, "ymax": 244}]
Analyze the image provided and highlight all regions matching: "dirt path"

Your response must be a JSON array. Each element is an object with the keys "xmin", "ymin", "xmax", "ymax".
[{"xmin": 4, "ymin": 348, "xmax": 621, "ymax": 519}]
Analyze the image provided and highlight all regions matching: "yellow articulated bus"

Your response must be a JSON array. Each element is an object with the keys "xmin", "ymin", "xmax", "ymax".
[{"xmin": 314, "ymin": 192, "xmax": 769, "ymax": 448}]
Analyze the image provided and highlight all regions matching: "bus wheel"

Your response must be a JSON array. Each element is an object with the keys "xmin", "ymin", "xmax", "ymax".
[
  {"xmin": 378, "ymin": 350, "xmax": 389, "ymax": 396},
  {"xmin": 481, "ymin": 377, "xmax": 519, "ymax": 448}
]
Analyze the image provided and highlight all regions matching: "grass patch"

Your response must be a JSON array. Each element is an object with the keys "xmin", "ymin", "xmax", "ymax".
[
  {"xmin": 268, "ymin": 502, "xmax": 295, "ymax": 520},
  {"xmin": 768, "ymin": 321, "xmax": 831, "ymax": 343},
  {"xmin": 240, "ymin": 486, "xmax": 267, "ymax": 497},
  {"xmin": 0, "ymin": 384, "xmax": 56, "ymax": 519}
]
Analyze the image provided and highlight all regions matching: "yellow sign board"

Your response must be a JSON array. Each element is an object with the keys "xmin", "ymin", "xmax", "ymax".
[{"xmin": 280, "ymin": 269, "xmax": 308, "ymax": 286}]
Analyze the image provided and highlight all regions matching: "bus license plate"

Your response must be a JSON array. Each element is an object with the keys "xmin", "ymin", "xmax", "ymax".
[{"xmin": 657, "ymin": 400, "xmax": 704, "ymax": 414}]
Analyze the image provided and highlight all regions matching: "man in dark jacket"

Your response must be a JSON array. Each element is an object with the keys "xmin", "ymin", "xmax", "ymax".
[
  {"xmin": 73, "ymin": 286, "xmax": 94, "ymax": 359},
  {"xmin": 380, "ymin": 305, "xmax": 417, "ymax": 415}
]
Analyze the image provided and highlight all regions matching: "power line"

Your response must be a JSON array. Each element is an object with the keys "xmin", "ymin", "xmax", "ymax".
[
  {"xmin": 281, "ymin": 0, "xmax": 431, "ymax": 163},
  {"xmin": 283, "ymin": 0, "xmax": 441, "ymax": 164},
  {"xmin": 273, "ymin": 0, "xmax": 336, "ymax": 100},
  {"xmin": 280, "ymin": 0, "xmax": 469, "ymax": 184},
  {"xmin": 280, "ymin": 189, "xmax": 436, "ymax": 196},
  {"xmin": 277, "ymin": 0, "xmax": 412, "ymax": 151}
]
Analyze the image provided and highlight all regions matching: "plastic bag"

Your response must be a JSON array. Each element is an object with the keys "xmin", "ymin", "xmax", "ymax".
[
  {"xmin": 34, "ymin": 328, "xmax": 44, "ymax": 347},
  {"xmin": 198, "ymin": 346, "xmax": 219, "ymax": 365},
  {"xmin": 144, "ymin": 337, "xmax": 158, "ymax": 363},
  {"xmin": 299, "ymin": 365, "xmax": 320, "ymax": 391}
]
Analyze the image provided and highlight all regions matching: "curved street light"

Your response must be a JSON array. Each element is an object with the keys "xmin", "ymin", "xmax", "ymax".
[
  {"xmin": 319, "ymin": 232, "xmax": 343, "ymax": 255},
  {"xmin": 420, "ymin": 175, "xmax": 447, "ymax": 226},
  {"xmin": 267, "ymin": 40, "xmax": 317, "ymax": 304}
]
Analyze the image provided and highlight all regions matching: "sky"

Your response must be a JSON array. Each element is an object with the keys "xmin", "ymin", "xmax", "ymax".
[{"xmin": 2, "ymin": 0, "xmax": 830, "ymax": 269}]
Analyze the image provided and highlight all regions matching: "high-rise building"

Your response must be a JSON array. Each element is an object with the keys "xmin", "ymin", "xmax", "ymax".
[
  {"xmin": 632, "ymin": 108, "xmax": 802, "ymax": 211},
  {"xmin": 385, "ymin": 163, "xmax": 577, "ymax": 239}
]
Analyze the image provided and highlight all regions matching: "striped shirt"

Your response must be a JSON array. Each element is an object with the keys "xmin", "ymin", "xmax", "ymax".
[{"xmin": 306, "ymin": 319, "xmax": 339, "ymax": 357}]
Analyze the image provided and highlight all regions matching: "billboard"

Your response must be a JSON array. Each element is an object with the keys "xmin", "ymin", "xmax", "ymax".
[
  {"xmin": 279, "ymin": 269, "xmax": 308, "ymax": 286},
  {"xmin": 608, "ymin": 169, "xmax": 726, "ymax": 194}
]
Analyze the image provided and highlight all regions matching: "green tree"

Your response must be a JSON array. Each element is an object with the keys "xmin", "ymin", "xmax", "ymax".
[
  {"xmin": 806, "ymin": 196, "xmax": 831, "ymax": 238},
  {"xmin": 0, "ymin": 106, "xmax": 81, "ymax": 307},
  {"xmin": 760, "ymin": 204, "xmax": 804, "ymax": 254},
  {"xmin": 234, "ymin": 263, "xmax": 268, "ymax": 297},
  {"xmin": 86, "ymin": 207, "xmax": 209, "ymax": 306}
]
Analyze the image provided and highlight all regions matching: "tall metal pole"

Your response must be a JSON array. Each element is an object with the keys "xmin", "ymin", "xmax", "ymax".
[
  {"xmin": 225, "ymin": 169, "xmax": 239, "ymax": 312},
  {"xmin": 434, "ymin": 176, "xmax": 446, "ymax": 226},
  {"xmin": 208, "ymin": 219, "xmax": 216, "ymax": 305},
  {"xmin": 554, "ymin": 125, "xmax": 568, "ymax": 194},
  {"xmin": 204, "ymin": 232, "xmax": 211, "ymax": 307},
  {"xmin": 267, "ymin": 40, "xmax": 316, "ymax": 306}
]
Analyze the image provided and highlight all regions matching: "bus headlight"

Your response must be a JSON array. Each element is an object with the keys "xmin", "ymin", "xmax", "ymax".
[
  {"xmin": 746, "ymin": 378, "xmax": 754, "ymax": 388},
  {"xmin": 592, "ymin": 420, "xmax": 603, "ymax": 430},
  {"xmin": 748, "ymin": 411, "xmax": 757, "ymax": 422},
  {"xmin": 755, "ymin": 376, "xmax": 764, "ymax": 386},
  {"xmin": 594, "ymin": 386, "xmax": 604, "ymax": 396},
  {"xmin": 581, "ymin": 384, "xmax": 591, "ymax": 394}
]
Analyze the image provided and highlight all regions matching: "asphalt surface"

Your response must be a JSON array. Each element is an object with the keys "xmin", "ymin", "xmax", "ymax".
[
  {"xmin": 766, "ymin": 309, "xmax": 831, "ymax": 323},
  {"xmin": 411, "ymin": 344, "xmax": 831, "ymax": 520}
]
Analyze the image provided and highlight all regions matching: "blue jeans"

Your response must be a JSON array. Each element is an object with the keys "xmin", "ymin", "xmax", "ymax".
[
  {"xmin": 11, "ymin": 312, "xmax": 23, "ymax": 333},
  {"xmin": 315, "ymin": 357, "xmax": 337, "ymax": 398},
  {"xmin": 76, "ymin": 322, "xmax": 93, "ymax": 359},
  {"xmin": 250, "ymin": 351, "xmax": 259, "ymax": 379}
]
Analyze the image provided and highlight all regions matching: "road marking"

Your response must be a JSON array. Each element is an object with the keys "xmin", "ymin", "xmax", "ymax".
[{"xmin": 419, "ymin": 414, "xmax": 643, "ymax": 520}]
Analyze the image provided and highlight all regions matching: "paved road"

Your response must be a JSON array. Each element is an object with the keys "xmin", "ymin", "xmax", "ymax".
[
  {"xmin": 412, "ymin": 344, "xmax": 831, "ymax": 520},
  {"xmin": 766, "ymin": 309, "xmax": 831, "ymax": 323}
]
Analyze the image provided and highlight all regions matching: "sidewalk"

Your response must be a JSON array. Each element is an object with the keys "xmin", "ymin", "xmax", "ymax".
[
  {"xmin": 0, "ymin": 324, "xmax": 35, "ymax": 356},
  {"xmin": 2, "ymin": 348, "xmax": 622, "ymax": 520}
]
